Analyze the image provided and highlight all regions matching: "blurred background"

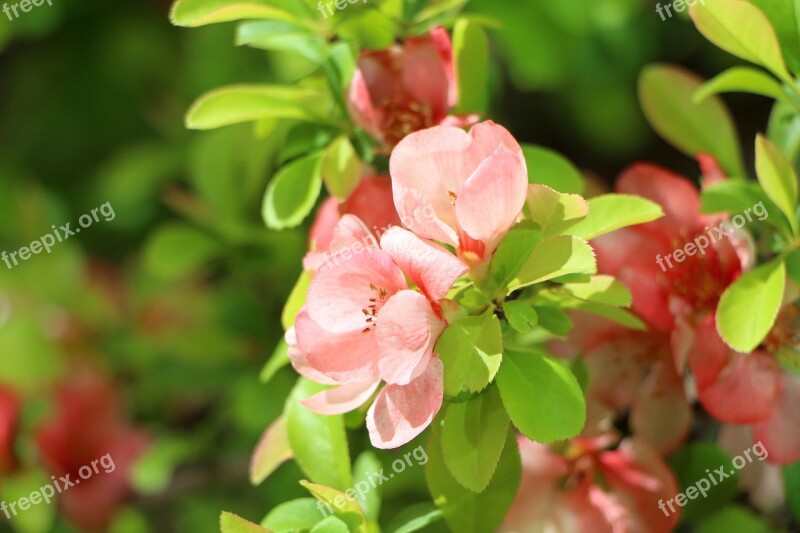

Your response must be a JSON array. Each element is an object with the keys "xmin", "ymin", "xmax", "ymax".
[{"xmin": 0, "ymin": 0, "xmax": 777, "ymax": 530}]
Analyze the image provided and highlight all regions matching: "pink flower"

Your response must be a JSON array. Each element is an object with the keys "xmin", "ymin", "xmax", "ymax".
[
  {"xmin": 36, "ymin": 373, "xmax": 149, "ymax": 530},
  {"xmin": 501, "ymin": 435, "xmax": 680, "ymax": 533},
  {"xmin": 289, "ymin": 215, "xmax": 466, "ymax": 448},
  {"xmin": 304, "ymin": 175, "xmax": 401, "ymax": 272},
  {"xmin": 390, "ymin": 121, "xmax": 529, "ymax": 264},
  {"xmin": 347, "ymin": 27, "xmax": 476, "ymax": 149},
  {"xmin": 0, "ymin": 386, "xmax": 19, "ymax": 474}
]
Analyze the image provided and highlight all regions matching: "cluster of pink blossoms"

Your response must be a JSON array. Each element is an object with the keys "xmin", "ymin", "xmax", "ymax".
[{"xmin": 287, "ymin": 121, "xmax": 528, "ymax": 448}]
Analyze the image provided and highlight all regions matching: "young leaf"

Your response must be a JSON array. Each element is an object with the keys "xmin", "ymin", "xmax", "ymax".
[
  {"xmin": 565, "ymin": 194, "xmax": 663, "ymax": 241},
  {"xmin": 533, "ymin": 306, "xmax": 573, "ymax": 336},
  {"xmin": 435, "ymin": 311, "xmax": 503, "ymax": 397},
  {"xmin": 503, "ymin": 301, "xmax": 538, "ymax": 334},
  {"xmin": 522, "ymin": 144, "xmax": 584, "ymax": 194},
  {"xmin": 441, "ymin": 386, "xmax": 510, "ymax": 493},
  {"xmin": 236, "ymin": 21, "xmax": 328, "ymax": 64},
  {"xmin": 250, "ymin": 415, "xmax": 292, "ymax": 485},
  {"xmin": 452, "ymin": 18, "xmax": 489, "ymax": 114},
  {"xmin": 426, "ymin": 424, "xmax": 521, "ymax": 533},
  {"xmin": 261, "ymin": 499, "xmax": 323, "ymax": 532},
  {"xmin": 220, "ymin": 512, "xmax": 271, "ymax": 533},
  {"xmin": 524, "ymin": 184, "xmax": 589, "ymax": 238},
  {"xmin": 186, "ymin": 85, "xmax": 324, "ymax": 130},
  {"xmin": 300, "ymin": 481, "xmax": 367, "ymax": 532},
  {"xmin": 171, "ymin": 0, "xmax": 306, "ymax": 27},
  {"xmin": 694, "ymin": 67, "xmax": 787, "ymax": 103},
  {"xmin": 510, "ymin": 235, "xmax": 596, "ymax": 290},
  {"xmin": 385, "ymin": 503, "xmax": 443, "ymax": 533},
  {"xmin": 561, "ymin": 275, "xmax": 633, "ymax": 307},
  {"xmin": 747, "ymin": 0, "xmax": 800, "ymax": 73},
  {"xmin": 496, "ymin": 350, "xmax": 585, "ymax": 442},
  {"xmin": 639, "ymin": 65, "xmax": 745, "ymax": 176},
  {"xmin": 700, "ymin": 179, "xmax": 792, "ymax": 238},
  {"xmin": 286, "ymin": 379, "xmax": 353, "ymax": 491},
  {"xmin": 717, "ymin": 257, "xmax": 786, "ymax": 352},
  {"xmin": 260, "ymin": 339, "xmax": 290, "ymax": 383},
  {"xmin": 310, "ymin": 516, "xmax": 350, "ymax": 533},
  {"xmin": 690, "ymin": 0, "xmax": 791, "ymax": 82},
  {"xmin": 262, "ymin": 152, "xmax": 324, "ymax": 230},
  {"xmin": 322, "ymin": 136, "xmax": 361, "ymax": 201},
  {"xmin": 489, "ymin": 223, "xmax": 542, "ymax": 292},
  {"xmin": 755, "ymin": 134, "xmax": 799, "ymax": 234},
  {"xmin": 352, "ymin": 452, "xmax": 382, "ymax": 522}
]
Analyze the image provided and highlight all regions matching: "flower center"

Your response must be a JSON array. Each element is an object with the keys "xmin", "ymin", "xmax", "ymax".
[
  {"xmin": 361, "ymin": 283, "xmax": 390, "ymax": 333},
  {"xmin": 379, "ymin": 99, "xmax": 435, "ymax": 148}
]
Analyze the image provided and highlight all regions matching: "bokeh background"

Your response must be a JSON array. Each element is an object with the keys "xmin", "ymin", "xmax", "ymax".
[{"xmin": 0, "ymin": 0, "xmax": 778, "ymax": 530}]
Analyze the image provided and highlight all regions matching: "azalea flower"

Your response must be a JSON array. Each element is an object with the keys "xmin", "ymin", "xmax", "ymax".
[
  {"xmin": 36, "ymin": 373, "xmax": 149, "ymax": 530},
  {"xmin": 289, "ymin": 215, "xmax": 466, "ymax": 448},
  {"xmin": 0, "ymin": 386, "xmax": 19, "ymax": 473},
  {"xmin": 500, "ymin": 434, "xmax": 680, "ymax": 533},
  {"xmin": 347, "ymin": 27, "xmax": 476, "ymax": 149},
  {"xmin": 390, "ymin": 121, "xmax": 529, "ymax": 265}
]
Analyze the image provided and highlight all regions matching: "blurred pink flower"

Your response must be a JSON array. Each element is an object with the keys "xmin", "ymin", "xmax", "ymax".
[
  {"xmin": 347, "ymin": 27, "xmax": 475, "ymax": 149},
  {"xmin": 390, "ymin": 121, "xmax": 528, "ymax": 264},
  {"xmin": 0, "ymin": 386, "xmax": 20, "ymax": 474},
  {"xmin": 290, "ymin": 216, "xmax": 466, "ymax": 448},
  {"xmin": 501, "ymin": 435, "xmax": 680, "ymax": 533},
  {"xmin": 36, "ymin": 373, "xmax": 149, "ymax": 530}
]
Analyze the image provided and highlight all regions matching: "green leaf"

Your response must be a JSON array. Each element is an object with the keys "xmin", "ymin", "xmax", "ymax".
[
  {"xmin": 717, "ymin": 258, "xmax": 786, "ymax": 352},
  {"xmin": 668, "ymin": 442, "xmax": 740, "ymax": 522},
  {"xmin": 441, "ymin": 386, "xmax": 509, "ymax": 492},
  {"xmin": 768, "ymin": 100, "xmax": 800, "ymax": 164},
  {"xmin": 489, "ymin": 222, "xmax": 542, "ymax": 292},
  {"xmin": 143, "ymin": 223, "xmax": 222, "ymax": 282},
  {"xmin": 496, "ymin": 350, "xmax": 585, "ymax": 442},
  {"xmin": 413, "ymin": 0, "xmax": 467, "ymax": 25},
  {"xmin": 250, "ymin": 415, "xmax": 292, "ymax": 486},
  {"xmin": 638, "ymin": 64, "xmax": 745, "ymax": 176},
  {"xmin": 700, "ymin": 179, "xmax": 791, "ymax": 238},
  {"xmin": 300, "ymin": 481, "xmax": 367, "ymax": 532},
  {"xmin": 690, "ymin": 0, "xmax": 791, "ymax": 81},
  {"xmin": 336, "ymin": 9, "xmax": 398, "ymax": 50},
  {"xmin": 261, "ymin": 498, "xmax": 322, "ymax": 532},
  {"xmin": 426, "ymin": 424, "xmax": 520, "ymax": 533},
  {"xmin": 524, "ymin": 184, "xmax": 589, "ymax": 237},
  {"xmin": 510, "ymin": 235, "xmax": 596, "ymax": 290},
  {"xmin": 220, "ymin": 511, "xmax": 272, "ymax": 533},
  {"xmin": 697, "ymin": 506, "xmax": 775, "ymax": 533},
  {"xmin": 452, "ymin": 18, "xmax": 489, "ymax": 114},
  {"xmin": 236, "ymin": 21, "xmax": 328, "ymax": 63},
  {"xmin": 385, "ymin": 503, "xmax": 443, "ymax": 533},
  {"xmin": 131, "ymin": 437, "xmax": 196, "ymax": 494},
  {"xmin": 561, "ymin": 275, "xmax": 632, "ymax": 307},
  {"xmin": 186, "ymin": 85, "xmax": 324, "ymax": 130},
  {"xmin": 747, "ymin": 0, "xmax": 800, "ymax": 74},
  {"xmin": 170, "ymin": 0, "xmax": 307, "ymax": 27},
  {"xmin": 352, "ymin": 452, "xmax": 382, "ymax": 522},
  {"xmin": 503, "ymin": 301, "xmax": 538, "ymax": 334},
  {"xmin": 263, "ymin": 152, "xmax": 324, "ymax": 230},
  {"xmin": 311, "ymin": 516, "xmax": 350, "ymax": 533},
  {"xmin": 522, "ymin": 145, "xmax": 584, "ymax": 194},
  {"xmin": 260, "ymin": 339, "xmax": 291, "ymax": 383},
  {"xmin": 756, "ymin": 134, "xmax": 799, "ymax": 233},
  {"xmin": 322, "ymin": 136, "xmax": 361, "ymax": 201},
  {"xmin": 0, "ymin": 471, "xmax": 56, "ymax": 532},
  {"xmin": 286, "ymin": 379, "xmax": 353, "ymax": 490},
  {"xmin": 783, "ymin": 462, "xmax": 800, "ymax": 524},
  {"xmin": 694, "ymin": 66, "xmax": 787, "ymax": 103},
  {"xmin": 436, "ymin": 311, "xmax": 503, "ymax": 397},
  {"xmin": 533, "ymin": 306, "xmax": 573, "ymax": 336},
  {"xmin": 569, "ymin": 303, "xmax": 646, "ymax": 331},
  {"xmin": 565, "ymin": 194, "xmax": 664, "ymax": 241},
  {"xmin": 282, "ymin": 270, "xmax": 313, "ymax": 329}
]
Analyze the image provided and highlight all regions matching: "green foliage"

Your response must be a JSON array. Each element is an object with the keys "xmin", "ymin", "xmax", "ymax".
[
  {"xmin": 441, "ymin": 385, "xmax": 509, "ymax": 492},
  {"xmin": 510, "ymin": 235, "xmax": 596, "ymax": 290},
  {"xmin": 565, "ymin": 194, "xmax": 663, "ymax": 241},
  {"xmin": 668, "ymin": 442, "xmax": 741, "ymax": 522},
  {"xmin": 694, "ymin": 67, "xmax": 787, "ymax": 104},
  {"xmin": 250, "ymin": 416, "xmax": 292, "ymax": 486},
  {"xmin": 300, "ymin": 481, "xmax": 368, "ymax": 532},
  {"xmin": 522, "ymin": 145, "xmax": 584, "ymax": 194},
  {"xmin": 755, "ymin": 134, "xmax": 800, "ymax": 234},
  {"xmin": 697, "ymin": 507, "xmax": 776, "ymax": 533},
  {"xmin": 436, "ymin": 311, "xmax": 503, "ymax": 397},
  {"xmin": 261, "ymin": 499, "xmax": 324, "ymax": 532},
  {"xmin": 524, "ymin": 184, "xmax": 588, "ymax": 237},
  {"xmin": 262, "ymin": 152, "xmax": 325, "ymax": 230},
  {"xmin": 717, "ymin": 257, "xmax": 786, "ymax": 352},
  {"xmin": 452, "ymin": 18, "xmax": 489, "ymax": 114},
  {"xmin": 496, "ymin": 350, "xmax": 585, "ymax": 443}
]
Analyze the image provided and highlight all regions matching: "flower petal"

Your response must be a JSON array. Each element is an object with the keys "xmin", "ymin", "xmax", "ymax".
[
  {"xmin": 302, "ymin": 379, "xmax": 381, "ymax": 415},
  {"xmin": 367, "ymin": 357, "xmax": 443, "ymax": 449},
  {"xmin": 752, "ymin": 374, "xmax": 800, "ymax": 464},
  {"xmin": 403, "ymin": 29, "xmax": 452, "ymax": 119},
  {"xmin": 380, "ymin": 227, "xmax": 466, "ymax": 302},
  {"xmin": 342, "ymin": 176, "xmax": 402, "ymax": 233},
  {"xmin": 631, "ymin": 363, "xmax": 690, "ymax": 454},
  {"xmin": 376, "ymin": 290, "xmax": 445, "ymax": 385},
  {"xmin": 295, "ymin": 310, "xmax": 379, "ymax": 383},
  {"xmin": 286, "ymin": 324, "xmax": 338, "ymax": 385},
  {"xmin": 455, "ymin": 149, "xmax": 528, "ymax": 255}
]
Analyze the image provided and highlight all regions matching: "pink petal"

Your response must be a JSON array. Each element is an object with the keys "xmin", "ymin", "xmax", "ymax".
[
  {"xmin": 380, "ymin": 227, "xmax": 466, "ymax": 302},
  {"xmin": 392, "ymin": 181, "xmax": 459, "ymax": 246},
  {"xmin": 294, "ymin": 310, "xmax": 379, "ymax": 383},
  {"xmin": 631, "ymin": 363, "xmax": 691, "ymax": 454},
  {"xmin": 366, "ymin": 357, "xmax": 443, "ymax": 449},
  {"xmin": 307, "ymin": 246, "xmax": 407, "ymax": 333},
  {"xmin": 403, "ymin": 29, "xmax": 452, "ymax": 119},
  {"xmin": 752, "ymin": 374, "xmax": 800, "ymax": 464},
  {"xmin": 286, "ymin": 324, "xmax": 338, "ymax": 385},
  {"xmin": 376, "ymin": 290, "xmax": 444, "ymax": 385},
  {"xmin": 689, "ymin": 318, "xmax": 781, "ymax": 424},
  {"xmin": 342, "ymin": 175, "xmax": 402, "ymax": 233},
  {"xmin": 346, "ymin": 68, "xmax": 384, "ymax": 143},
  {"xmin": 302, "ymin": 379, "xmax": 381, "ymax": 415},
  {"xmin": 455, "ymin": 150, "xmax": 528, "ymax": 256}
]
